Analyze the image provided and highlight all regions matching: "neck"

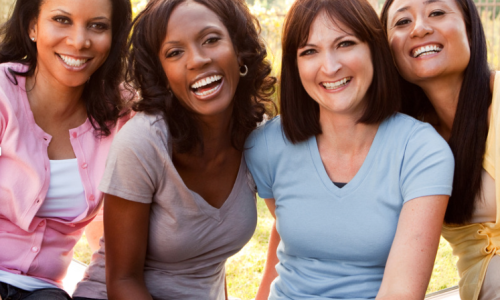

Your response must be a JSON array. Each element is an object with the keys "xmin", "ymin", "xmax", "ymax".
[
  {"xmin": 194, "ymin": 110, "xmax": 234, "ymax": 159},
  {"xmin": 26, "ymin": 68, "xmax": 86, "ymax": 122},
  {"xmin": 418, "ymin": 74, "xmax": 463, "ymax": 139},
  {"xmin": 317, "ymin": 109, "xmax": 378, "ymax": 154}
]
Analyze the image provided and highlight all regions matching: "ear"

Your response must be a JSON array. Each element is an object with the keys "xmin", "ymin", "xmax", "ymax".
[{"xmin": 28, "ymin": 18, "xmax": 38, "ymax": 41}]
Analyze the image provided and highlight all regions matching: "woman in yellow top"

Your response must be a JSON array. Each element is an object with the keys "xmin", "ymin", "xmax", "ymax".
[{"xmin": 380, "ymin": 0, "xmax": 499, "ymax": 299}]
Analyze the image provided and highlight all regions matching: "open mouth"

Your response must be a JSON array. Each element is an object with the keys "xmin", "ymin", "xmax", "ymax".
[
  {"xmin": 190, "ymin": 75, "xmax": 223, "ymax": 97},
  {"xmin": 412, "ymin": 45, "xmax": 443, "ymax": 58},
  {"xmin": 57, "ymin": 54, "xmax": 91, "ymax": 68},
  {"xmin": 322, "ymin": 77, "xmax": 352, "ymax": 90}
]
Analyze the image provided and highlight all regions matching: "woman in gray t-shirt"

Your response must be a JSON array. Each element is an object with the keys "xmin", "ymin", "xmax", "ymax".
[{"xmin": 72, "ymin": 0, "xmax": 276, "ymax": 299}]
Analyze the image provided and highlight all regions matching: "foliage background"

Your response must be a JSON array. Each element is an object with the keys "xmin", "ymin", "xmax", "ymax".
[{"xmin": 2, "ymin": 0, "xmax": 499, "ymax": 298}]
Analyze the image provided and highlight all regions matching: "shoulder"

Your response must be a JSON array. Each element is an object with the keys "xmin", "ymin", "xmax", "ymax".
[
  {"xmin": 490, "ymin": 70, "xmax": 497, "ymax": 93},
  {"xmin": 0, "ymin": 63, "xmax": 27, "ymax": 96},
  {"xmin": 0, "ymin": 62, "xmax": 27, "ymax": 84},
  {"xmin": 246, "ymin": 116, "xmax": 286, "ymax": 149},
  {"xmin": 113, "ymin": 111, "xmax": 168, "ymax": 151},
  {"xmin": 384, "ymin": 113, "xmax": 440, "ymax": 140},
  {"xmin": 384, "ymin": 113, "xmax": 452, "ymax": 157}
]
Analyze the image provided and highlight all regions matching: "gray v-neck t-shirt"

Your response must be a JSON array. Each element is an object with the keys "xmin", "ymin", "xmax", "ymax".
[{"xmin": 73, "ymin": 112, "xmax": 257, "ymax": 300}]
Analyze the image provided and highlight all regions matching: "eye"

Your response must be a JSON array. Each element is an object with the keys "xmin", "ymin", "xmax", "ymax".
[
  {"xmin": 298, "ymin": 49, "xmax": 316, "ymax": 57},
  {"xmin": 203, "ymin": 36, "xmax": 221, "ymax": 45},
  {"xmin": 338, "ymin": 40, "xmax": 355, "ymax": 48},
  {"xmin": 394, "ymin": 18, "xmax": 411, "ymax": 27},
  {"xmin": 90, "ymin": 23, "xmax": 109, "ymax": 31},
  {"xmin": 429, "ymin": 10, "xmax": 445, "ymax": 17},
  {"xmin": 53, "ymin": 16, "xmax": 71, "ymax": 24},
  {"xmin": 166, "ymin": 49, "xmax": 182, "ymax": 58}
]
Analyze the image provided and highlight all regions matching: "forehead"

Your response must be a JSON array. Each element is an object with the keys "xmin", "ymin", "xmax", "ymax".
[
  {"xmin": 306, "ymin": 11, "xmax": 352, "ymax": 42},
  {"xmin": 39, "ymin": 0, "xmax": 112, "ymax": 17},
  {"xmin": 166, "ymin": 1, "xmax": 226, "ymax": 38},
  {"xmin": 388, "ymin": 0, "xmax": 458, "ymax": 16}
]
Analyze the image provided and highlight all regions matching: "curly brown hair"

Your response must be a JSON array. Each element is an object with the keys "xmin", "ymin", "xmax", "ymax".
[
  {"xmin": 128, "ymin": 0, "xmax": 276, "ymax": 153},
  {"xmin": 0, "ymin": 0, "xmax": 132, "ymax": 137}
]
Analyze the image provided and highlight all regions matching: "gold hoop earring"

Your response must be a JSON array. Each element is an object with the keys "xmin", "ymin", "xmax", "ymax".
[{"xmin": 239, "ymin": 65, "xmax": 248, "ymax": 77}]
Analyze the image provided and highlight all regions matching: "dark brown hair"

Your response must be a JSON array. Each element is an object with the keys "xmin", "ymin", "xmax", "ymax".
[
  {"xmin": 381, "ymin": 0, "xmax": 492, "ymax": 224},
  {"xmin": 0, "ymin": 0, "xmax": 133, "ymax": 137},
  {"xmin": 128, "ymin": 0, "xmax": 276, "ymax": 154},
  {"xmin": 280, "ymin": 0, "xmax": 400, "ymax": 143}
]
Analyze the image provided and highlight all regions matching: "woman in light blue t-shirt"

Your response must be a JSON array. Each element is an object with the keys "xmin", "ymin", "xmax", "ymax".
[{"xmin": 245, "ymin": 0, "xmax": 455, "ymax": 299}]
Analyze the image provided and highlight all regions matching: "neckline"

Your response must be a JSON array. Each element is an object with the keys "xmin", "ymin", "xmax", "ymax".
[
  {"xmin": 308, "ymin": 119, "xmax": 387, "ymax": 198},
  {"xmin": 16, "ymin": 69, "xmax": 93, "ymax": 139},
  {"xmin": 183, "ymin": 157, "xmax": 246, "ymax": 222}
]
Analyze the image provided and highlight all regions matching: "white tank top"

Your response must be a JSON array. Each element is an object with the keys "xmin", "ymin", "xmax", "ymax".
[{"xmin": 36, "ymin": 159, "xmax": 88, "ymax": 220}]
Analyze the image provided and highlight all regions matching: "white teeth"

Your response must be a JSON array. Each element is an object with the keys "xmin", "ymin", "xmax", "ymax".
[
  {"xmin": 59, "ymin": 55, "xmax": 89, "ymax": 67},
  {"xmin": 193, "ymin": 84, "xmax": 220, "ymax": 96},
  {"xmin": 412, "ymin": 45, "xmax": 442, "ymax": 58},
  {"xmin": 191, "ymin": 75, "xmax": 223, "ymax": 89},
  {"xmin": 322, "ymin": 77, "xmax": 351, "ymax": 90}
]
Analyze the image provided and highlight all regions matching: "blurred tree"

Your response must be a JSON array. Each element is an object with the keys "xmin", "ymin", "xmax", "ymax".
[{"xmin": 0, "ymin": 0, "xmax": 15, "ymax": 26}]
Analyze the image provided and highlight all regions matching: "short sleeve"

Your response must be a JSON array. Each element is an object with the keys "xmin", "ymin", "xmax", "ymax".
[
  {"xmin": 244, "ymin": 125, "xmax": 274, "ymax": 199},
  {"xmin": 99, "ymin": 114, "xmax": 164, "ymax": 204},
  {"xmin": 401, "ymin": 123, "xmax": 455, "ymax": 203}
]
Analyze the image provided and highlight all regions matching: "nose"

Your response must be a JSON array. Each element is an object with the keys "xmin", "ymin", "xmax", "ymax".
[
  {"xmin": 186, "ymin": 46, "xmax": 211, "ymax": 70},
  {"xmin": 320, "ymin": 51, "xmax": 342, "ymax": 76},
  {"xmin": 66, "ymin": 25, "xmax": 91, "ymax": 50},
  {"xmin": 410, "ymin": 17, "xmax": 433, "ymax": 38}
]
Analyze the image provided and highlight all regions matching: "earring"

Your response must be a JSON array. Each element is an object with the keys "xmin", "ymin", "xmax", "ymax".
[
  {"xmin": 239, "ymin": 65, "xmax": 248, "ymax": 77},
  {"xmin": 31, "ymin": 37, "xmax": 35, "ymax": 42}
]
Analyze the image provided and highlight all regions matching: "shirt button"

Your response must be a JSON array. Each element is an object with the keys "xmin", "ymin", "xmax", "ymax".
[
  {"xmin": 81, "ymin": 163, "xmax": 88, "ymax": 169},
  {"xmin": 38, "ymin": 221, "xmax": 45, "ymax": 227},
  {"xmin": 72, "ymin": 132, "xmax": 77, "ymax": 138},
  {"xmin": 36, "ymin": 199, "xmax": 40, "ymax": 203},
  {"xmin": 31, "ymin": 246, "xmax": 38, "ymax": 252},
  {"xmin": 69, "ymin": 223, "xmax": 75, "ymax": 227},
  {"xmin": 89, "ymin": 195, "xmax": 95, "ymax": 201}
]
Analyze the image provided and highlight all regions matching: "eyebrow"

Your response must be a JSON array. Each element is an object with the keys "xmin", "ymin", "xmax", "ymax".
[
  {"xmin": 50, "ymin": 9, "xmax": 110, "ymax": 21},
  {"xmin": 396, "ymin": 0, "xmax": 444, "ymax": 13},
  {"xmin": 51, "ymin": 8, "xmax": 70, "ymax": 14},
  {"xmin": 162, "ymin": 25, "xmax": 221, "ymax": 47},
  {"xmin": 300, "ymin": 34, "xmax": 352, "ymax": 49}
]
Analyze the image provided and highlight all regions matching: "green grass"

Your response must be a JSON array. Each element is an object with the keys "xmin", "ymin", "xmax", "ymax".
[{"xmin": 73, "ymin": 197, "xmax": 459, "ymax": 299}]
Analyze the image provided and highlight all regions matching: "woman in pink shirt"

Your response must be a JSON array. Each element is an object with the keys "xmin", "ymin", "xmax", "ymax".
[{"xmin": 0, "ymin": 0, "xmax": 132, "ymax": 299}]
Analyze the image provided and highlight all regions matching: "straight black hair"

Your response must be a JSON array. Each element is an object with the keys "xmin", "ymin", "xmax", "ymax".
[{"xmin": 381, "ymin": 0, "xmax": 492, "ymax": 224}]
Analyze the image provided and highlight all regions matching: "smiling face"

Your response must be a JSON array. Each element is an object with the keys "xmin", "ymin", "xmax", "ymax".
[
  {"xmin": 30, "ymin": 0, "xmax": 112, "ymax": 89},
  {"xmin": 297, "ymin": 11, "xmax": 373, "ymax": 119},
  {"xmin": 386, "ymin": 0, "xmax": 470, "ymax": 84},
  {"xmin": 159, "ymin": 1, "xmax": 241, "ymax": 118}
]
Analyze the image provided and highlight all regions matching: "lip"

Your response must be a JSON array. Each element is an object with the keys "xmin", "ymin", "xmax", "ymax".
[
  {"xmin": 320, "ymin": 77, "xmax": 352, "ymax": 92},
  {"xmin": 56, "ymin": 53, "xmax": 93, "ymax": 71},
  {"xmin": 191, "ymin": 77, "xmax": 224, "ymax": 100},
  {"xmin": 189, "ymin": 71, "xmax": 224, "ymax": 88},
  {"xmin": 409, "ymin": 42, "xmax": 444, "ymax": 58}
]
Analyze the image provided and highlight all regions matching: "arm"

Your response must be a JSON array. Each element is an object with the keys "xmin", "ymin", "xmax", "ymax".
[
  {"xmin": 376, "ymin": 195, "xmax": 449, "ymax": 300},
  {"xmin": 104, "ymin": 194, "xmax": 153, "ymax": 300},
  {"xmin": 255, "ymin": 198, "xmax": 280, "ymax": 300},
  {"xmin": 84, "ymin": 220, "xmax": 103, "ymax": 253}
]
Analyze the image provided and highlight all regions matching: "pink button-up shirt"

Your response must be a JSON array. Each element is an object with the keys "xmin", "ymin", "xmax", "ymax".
[{"xmin": 0, "ymin": 62, "xmax": 129, "ymax": 288}]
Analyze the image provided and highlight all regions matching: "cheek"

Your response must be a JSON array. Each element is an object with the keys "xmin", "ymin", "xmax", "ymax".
[{"xmin": 93, "ymin": 33, "xmax": 113, "ymax": 58}]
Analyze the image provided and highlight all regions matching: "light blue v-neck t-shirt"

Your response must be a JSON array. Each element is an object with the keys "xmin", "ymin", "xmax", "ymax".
[{"xmin": 244, "ymin": 113, "xmax": 454, "ymax": 300}]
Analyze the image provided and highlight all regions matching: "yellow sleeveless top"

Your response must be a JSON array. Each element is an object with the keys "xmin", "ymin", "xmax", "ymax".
[{"xmin": 441, "ymin": 71, "xmax": 500, "ymax": 300}]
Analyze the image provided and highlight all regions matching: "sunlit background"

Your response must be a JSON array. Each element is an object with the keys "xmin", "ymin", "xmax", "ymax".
[{"xmin": 1, "ymin": 0, "xmax": 500, "ymax": 299}]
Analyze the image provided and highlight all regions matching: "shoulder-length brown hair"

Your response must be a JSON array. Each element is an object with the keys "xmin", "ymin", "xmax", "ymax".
[
  {"xmin": 381, "ymin": 0, "xmax": 492, "ymax": 224},
  {"xmin": 128, "ymin": 0, "xmax": 276, "ymax": 154},
  {"xmin": 281, "ymin": 0, "xmax": 400, "ymax": 143},
  {"xmin": 0, "ymin": 0, "xmax": 132, "ymax": 137}
]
